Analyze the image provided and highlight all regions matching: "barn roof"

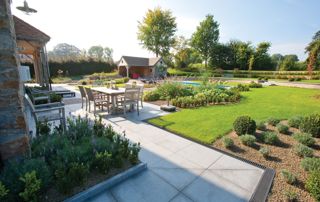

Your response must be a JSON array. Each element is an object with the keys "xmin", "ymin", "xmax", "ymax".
[{"xmin": 13, "ymin": 15, "xmax": 50, "ymax": 44}]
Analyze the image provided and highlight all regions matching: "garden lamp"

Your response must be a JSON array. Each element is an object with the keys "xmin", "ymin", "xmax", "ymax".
[{"xmin": 16, "ymin": 0, "xmax": 37, "ymax": 15}]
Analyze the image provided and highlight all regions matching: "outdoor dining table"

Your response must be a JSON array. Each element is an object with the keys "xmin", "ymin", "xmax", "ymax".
[{"xmin": 91, "ymin": 87, "xmax": 125, "ymax": 114}]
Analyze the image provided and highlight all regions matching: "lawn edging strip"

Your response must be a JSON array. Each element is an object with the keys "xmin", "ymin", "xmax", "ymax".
[
  {"xmin": 65, "ymin": 162, "xmax": 147, "ymax": 202},
  {"xmin": 145, "ymin": 119, "xmax": 275, "ymax": 202}
]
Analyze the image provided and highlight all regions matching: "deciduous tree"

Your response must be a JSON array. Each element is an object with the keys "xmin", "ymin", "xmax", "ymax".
[
  {"xmin": 191, "ymin": 14, "xmax": 219, "ymax": 68},
  {"xmin": 137, "ymin": 7, "xmax": 177, "ymax": 57}
]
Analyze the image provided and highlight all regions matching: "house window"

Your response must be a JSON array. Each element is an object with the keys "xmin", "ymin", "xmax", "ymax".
[
  {"xmin": 160, "ymin": 61, "xmax": 163, "ymax": 64},
  {"xmin": 150, "ymin": 69, "xmax": 152, "ymax": 72}
]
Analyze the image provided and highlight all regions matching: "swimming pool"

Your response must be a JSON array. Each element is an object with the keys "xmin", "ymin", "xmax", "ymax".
[{"xmin": 179, "ymin": 81, "xmax": 231, "ymax": 89}]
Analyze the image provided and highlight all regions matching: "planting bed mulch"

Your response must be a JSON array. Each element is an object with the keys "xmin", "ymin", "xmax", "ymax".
[
  {"xmin": 42, "ymin": 161, "xmax": 133, "ymax": 202},
  {"xmin": 212, "ymin": 121, "xmax": 320, "ymax": 202}
]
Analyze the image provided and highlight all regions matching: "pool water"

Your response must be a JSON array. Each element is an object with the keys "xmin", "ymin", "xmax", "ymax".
[{"xmin": 180, "ymin": 81, "xmax": 231, "ymax": 89}]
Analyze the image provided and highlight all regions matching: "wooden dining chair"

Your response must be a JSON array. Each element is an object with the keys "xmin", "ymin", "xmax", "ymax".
[
  {"xmin": 117, "ymin": 87, "xmax": 140, "ymax": 116},
  {"xmin": 78, "ymin": 86, "xmax": 87, "ymax": 110},
  {"xmin": 84, "ymin": 87, "xmax": 110, "ymax": 114}
]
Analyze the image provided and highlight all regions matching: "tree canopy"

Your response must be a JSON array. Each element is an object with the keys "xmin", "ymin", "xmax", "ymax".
[
  {"xmin": 137, "ymin": 7, "xmax": 177, "ymax": 57},
  {"xmin": 88, "ymin": 45, "xmax": 113, "ymax": 62},
  {"xmin": 191, "ymin": 14, "xmax": 219, "ymax": 68}
]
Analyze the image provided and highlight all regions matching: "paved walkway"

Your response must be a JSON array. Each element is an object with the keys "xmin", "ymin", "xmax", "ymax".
[{"xmin": 62, "ymin": 97, "xmax": 264, "ymax": 202}]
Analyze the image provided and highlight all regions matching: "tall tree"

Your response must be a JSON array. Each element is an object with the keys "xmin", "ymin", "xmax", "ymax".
[
  {"xmin": 137, "ymin": 7, "xmax": 177, "ymax": 57},
  {"xmin": 306, "ymin": 31, "xmax": 320, "ymax": 74},
  {"xmin": 48, "ymin": 43, "xmax": 81, "ymax": 61},
  {"xmin": 279, "ymin": 55, "xmax": 299, "ymax": 71},
  {"xmin": 191, "ymin": 14, "xmax": 219, "ymax": 68},
  {"xmin": 88, "ymin": 45, "xmax": 113, "ymax": 62},
  {"xmin": 252, "ymin": 42, "xmax": 272, "ymax": 70}
]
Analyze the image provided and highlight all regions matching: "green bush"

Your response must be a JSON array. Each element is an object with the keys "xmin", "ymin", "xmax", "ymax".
[
  {"xmin": 233, "ymin": 116, "xmax": 256, "ymax": 135},
  {"xmin": 301, "ymin": 158, "xmax": 320, "ymax": 172},
  {"xmin": 128, "ymin": 143, "xmax": 141, "ymax": 165},
  {"xmin": 235, "ymin": 84, "xmax": 250, "ymax": 92},
  {"xmin": 19, "ymin": 171, "xmax": 41, "ymax": 202},
  {"xmin": 281, "ymin": 169, "xmax": 297, "ymax": 185},
  {"xmin": 261, "ymin": 132, "xmax": 280, "ymax": 145},
  {"xmin": 294, "ymin": 144, "xmax": 314, "ymax": 157},
  {"xmin": 1, "ymin": 116, "xmax": 141, "ymax": 199},
  {"xmin": 157, "ymin": 82, "xmax": 194, "ymax": 100},
  {"xmin": 143, "ymin": 90, "xmax": 161, "ymax": 101},
  {"xmin": 267, "ymin": 117, "xmax": 280, "ymax": 126},
  {"xmin": 248, "ymin": 81, "xmax": 263, "ymax": 88},
  {"xmin": 239, "ymin": 134, "xmax": 256, "ymax": 147},
  {"xmin": 288, "ymin": 116, "xmax": 303, "ymax": 128},
  {"xmin": 306, "ymin": 171, "xmax": 320, "ymax": 201},
  {"xmin": 55, "ymin": 162, "xmax": 89, "ymax": 194},
  {"xmin": 284, "ymin": 189, "xmax": 298, "ymax": 202},
  {"xmin": 22, "ymin": 158, "xmax": 51, "ymax": 189},
  {"xmin": 259, "ymin": 147, "xmax": 270, "ymax": 158},
  {"xmin": 300, "ymin": 114, "xmax": 320, "ymax": 137},
  {"xmin": 256, "ymin": 121, "xmax": 267, "ymax": 131},
  {"xmin": 93, "ymin": 151, "xmax": 113, "ymax": 174},
  {"xmin": 171, "ymin": 88, "xmax": 240, "ymax": 108},
  {"xmin": 293, "ymin": 133, "xmax": 315, "ymax": 146},
  {"xmin": 276, "ymin": 123, "xmax": 290, "ymax": 134},
  {"xmin": 222, "ymin": 137, "xmax": 234, "ymax": 148},
  {"xmin": 0, "ymin": 181, "xmax": 8, "ymax": 200}
]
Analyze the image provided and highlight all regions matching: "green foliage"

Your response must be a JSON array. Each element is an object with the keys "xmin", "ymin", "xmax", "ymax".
[
  {"xmin": 267, "ymin": 117, "xmax": 280, "ymax": 126},
  {"xmin": 284, "ymin": 189, "xmax": 298, "ymax": 202},
  {"xmin": 239, "ymin": 134, "xmax": 256, "ymax": 147},
  {"xmin": 300, "ymin": 114, "xmax": 320, "ymax": 137},
  {"xmin": 294, "ymin": 144, "xmax": 314, "ymax": 157},
  {"xmin": 306, "ymin": 171, "xmax": 320, "ymax": 201},
  {"xmin": 22, "ymin": 158, "xmax": 51, "ymax": 190},
  {"xmin": 144, "ymin": 90, "xmax": 161, "ymax": 101},
  {"xmin": 234, "ymin": 84, "xmax": 250, "ymax": 92},
  {"xmin": 137, "ymin": 7, "xmax": 177, "ymax": 57},
  {"xmin": 19, "ymin": 171, "xmax": 41, "ymax": 202},
  {"xmin": 128, "ymin": 143, "xmax": 141, "ymax": 165},
  {"xmin": 0, "ymin": 181, "xmax": 8, "ymax": 199},
  {"xmin": 93, "ymin": 151, "xmax": 113, "ymax": 174},
  {"xmin": 288, "ymin": 116, "xmax": 303, "ymax": 128},
  {"xmin": 158, "ymin": 82, "xmax": 194, "ymax": 100},
  {"xmin": 279, "ymin": 55, "xmax": 299, "ymax": 71},
  {"xmin": 281, "ymin": 169, "xmax": 297, "ymax": 185},
  {"xmin": 36, "ymin": 120, "xmax": 51, "ymax": 136},
  {"xmin": 191, "ymin": 14, "xmax": 219, "ymax": 67},
  {"xmin": 256, "ymin": 121, "xmax": 267, "ymax": 131},
  {"xmin": 259, "ymin": 147, "xmax": 270, "ymax": 158},
  {"xmin": 293, "ymin": 133, "xmax": 315, "ymax": 146},
  {"xmin": 171, "ymin": 88, "xmax": 240, "ymax": 108},
  {"xmin": 276, "ymin": 123, "xmax": 290, "ymax": 134},
  {"xmin": 222, "ymin": 137, "xmax": 234, "ymax": 148},
  {"xmin": 233, "ymin": 116, "xmax": 256, "ymax": 135},
  {"xmin": 301, "ymin": 158, "xmax": 320, "ymax": 172},
  {"xmin": 261, "ymin": 132, "xmax": 280, "ymax": 145},
  {"xmin": 55, "ymin": 162, "xmax": 88, "ymax": 194},
  {"xmin": 248, "ymin": 81, "xmax": 263, "ymax": 88},
  {"xmin": 48, "ymin": 60, "xmax": 115, "ymax": 77},
  {"xmin": 88, "ymin": 45, "xmax": 113, "ymax": 62}
]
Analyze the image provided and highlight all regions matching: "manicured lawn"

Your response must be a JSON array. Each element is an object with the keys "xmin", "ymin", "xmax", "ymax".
[{"xmin": 148, "ymin": 86, "xmax": 320, "ymax": 144}]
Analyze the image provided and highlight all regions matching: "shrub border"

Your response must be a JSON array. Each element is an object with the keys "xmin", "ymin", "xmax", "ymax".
[
  {"xmin": 65, "ymin": 162, "xmax": 147, "ymax": 202},
  {"xmin": 144, "ymin": 117, "xmax": 275, "ymax": 202}
]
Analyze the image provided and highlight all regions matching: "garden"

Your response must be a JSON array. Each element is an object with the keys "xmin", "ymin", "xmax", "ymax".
[
  {"xmin": 214, "ymin": 114, "xmax": 320, "ymax": 201},
  {"xmin": 0, "ymin": 116, "xmax": 140, "ymax": 202},
  {"xmin": 144, "ymin": 79, "xmax": 320, "ymax": 201}
]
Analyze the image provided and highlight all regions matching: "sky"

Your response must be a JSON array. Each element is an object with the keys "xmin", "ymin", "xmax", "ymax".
[{"xmin": 11, "ymin": 0, "xmax": 320, "ymax": 61}]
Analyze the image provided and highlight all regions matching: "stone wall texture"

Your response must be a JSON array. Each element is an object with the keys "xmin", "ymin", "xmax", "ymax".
[{"xmin": 0, "ymin": 0, "xmax": 29, "ymax": 160}]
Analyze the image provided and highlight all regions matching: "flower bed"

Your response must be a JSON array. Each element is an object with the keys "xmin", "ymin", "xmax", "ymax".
[
  {"xmin": 213, "ymin": 114, "xmax": 320, "ymax": 202},
  {"xmin": 144, "ymin": 81, "xmax": 241, "ymax": 108},
  {"xmin": 0, "ymin": 116, "xmax": 140, "ymax": 202}
]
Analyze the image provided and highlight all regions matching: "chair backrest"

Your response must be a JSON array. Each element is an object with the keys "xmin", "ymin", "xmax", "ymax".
[
  {"xmin": 84, "ymin": 87, "xmax": 95, "ymax": 101},
  {"xmin": 78, "ymin": 86, "xmax": 86, "ymax": 98},
  {"xmin": 124, "ymin": 87, "xmax": 140, "ymax": 101}
]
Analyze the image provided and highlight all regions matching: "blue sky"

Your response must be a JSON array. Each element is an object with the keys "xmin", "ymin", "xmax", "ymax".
[{"xmin": 12, "ymin": 0, "xmax": 320, "ymax": 60}]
